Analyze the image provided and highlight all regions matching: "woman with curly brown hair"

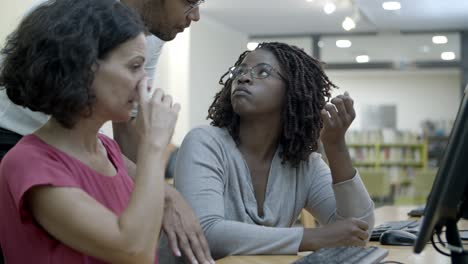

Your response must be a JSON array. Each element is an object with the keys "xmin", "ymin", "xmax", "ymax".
[
  {"xmin": 0, "ymin": 0, "xmax": 181, "ymax": 263},
  {"xmin": 175, "ymin": 42, "xmax": 375, "ymax": 259}
]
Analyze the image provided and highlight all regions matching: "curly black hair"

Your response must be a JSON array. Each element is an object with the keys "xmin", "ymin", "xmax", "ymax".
[
  {"xmin": 0, "ymin": 0, "xmax": 145, "ymax": 128},
  {"xmin": 208, "ymin": 42, "xmax": 337, "ymax": 167}
]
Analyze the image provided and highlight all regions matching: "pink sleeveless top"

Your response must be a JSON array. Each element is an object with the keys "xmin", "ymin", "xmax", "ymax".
[{"xmin": 0, "ymin": 134, "xmax": 158, "ymax": 263}]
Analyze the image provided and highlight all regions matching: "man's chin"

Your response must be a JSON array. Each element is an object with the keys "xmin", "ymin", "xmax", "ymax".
[
  {"xmin": 164, "ymin": 31, "xmax": 179, "ymax": 41},
  {"xmin": 153, "ymin": 30, "xmax": 178, "ymax": 41}
]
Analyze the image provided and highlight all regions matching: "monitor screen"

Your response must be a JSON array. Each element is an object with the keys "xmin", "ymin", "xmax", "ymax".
[{"xmin": 414, "ymin": 84, "xmax": 468, "ymax": 255}]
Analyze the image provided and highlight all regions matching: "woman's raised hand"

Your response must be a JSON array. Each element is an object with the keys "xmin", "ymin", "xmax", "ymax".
[
  {"xmin": 136, "ymin": 77, "xmax": 180, "ymax": 149},
  {"xmin": 320, "ymin": 91, "xmax": 355, "ymax": 147}
]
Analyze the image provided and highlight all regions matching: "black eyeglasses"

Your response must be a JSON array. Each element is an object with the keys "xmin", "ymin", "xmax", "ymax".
[
  {"xmin": 184, "ymin": 0, "xmax": 204, "ymax": 14},
  {"xmin": 218, "ymin": 63, "xmax": 285, "ymax": 85}
]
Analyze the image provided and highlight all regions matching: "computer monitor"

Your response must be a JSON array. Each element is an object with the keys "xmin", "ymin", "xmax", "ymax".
[{"xmin": 414, "ymin": 84, "xmax": 468, "ymax": 264}]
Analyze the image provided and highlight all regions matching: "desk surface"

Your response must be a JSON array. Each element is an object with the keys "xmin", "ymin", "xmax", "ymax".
[{"xmin": 217, "ymin": 205, "xmax": 466, "ymax": 264}]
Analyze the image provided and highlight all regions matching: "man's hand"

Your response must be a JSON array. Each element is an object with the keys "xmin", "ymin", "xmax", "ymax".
[{"xmin": 163, "ymin": 185, "xmax": 215, "ymax": 264}]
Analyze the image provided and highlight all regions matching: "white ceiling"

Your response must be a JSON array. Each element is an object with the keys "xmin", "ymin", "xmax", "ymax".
[
  {"xmin": 201, "ymin": 0, "xmax": 468, "ymax": 36},
  {"xmin": 320, "ymin": 33, "xmax": 460, "ymax": 63},
  {"xmin": 250, "ymin": 33, "xmax": 460, "ymax": 64}
]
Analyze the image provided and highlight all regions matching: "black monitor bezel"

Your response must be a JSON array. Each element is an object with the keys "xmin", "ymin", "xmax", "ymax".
[{"xmin": 414, "ymin": 85, "xmax": 468, "ymax": 254}]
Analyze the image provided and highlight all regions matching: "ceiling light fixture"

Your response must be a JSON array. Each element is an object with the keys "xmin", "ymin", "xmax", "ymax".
[
  {"xmin": 382, "ymin": 1, "xmax": 401, "ymax": 10},
  {"xmin": 336, "ymin": 39, "xmax": 352, "ymax": 48},
  {"xmin": 341, "ymin": 0, "xmax": 359, "ymax": 31},
  {"xmin": 342, "ymin": 17, "xmax": 356, "ymax": 31},
  {"xmin": 323, "ymin": 2, "xmax": 336, "ymax": 14},
  {"xmin": 356, "ymin": 55, "xmax": 370, "ymax": 63},
  {"xmin": 247, "ymin": 42, "xmax": 259, "ymax": 51},
  {"xmin": 432, "ymin": 35, "xmax": 448, "ymax": 44},
  {"xmin": 441, "ymin": 52, "xmax": 455, "ymax": 61}
]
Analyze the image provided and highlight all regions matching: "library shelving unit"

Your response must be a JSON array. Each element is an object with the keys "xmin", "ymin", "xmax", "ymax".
[
  {"xmin": 347, "ymin": 142, "xmax": 428, "ymax": 170},
  {"xmin": 345, "ymin": 131, "xmax": 430, "ymax": 204},
  {"xmin": 345, "ymin": 130, "xmax": 428, "ymax": 183}
]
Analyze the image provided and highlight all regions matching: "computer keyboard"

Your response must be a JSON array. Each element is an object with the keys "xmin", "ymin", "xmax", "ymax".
[
  {"xmin": 292, "ymin": 246, "xmax": 388, "ymax": 264},
  {"xmin": 370, "ymin": 219, "xmax": 420, "ymax": 241}
]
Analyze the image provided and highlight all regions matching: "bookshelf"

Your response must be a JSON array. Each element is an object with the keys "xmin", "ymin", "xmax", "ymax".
[
  {"xmin": 347, "ymin": 142, "xmax": 427, "ymax": 169},
  {"xmin": 346, "ymin": 130, "xmax": 428, "ymax": 183}
]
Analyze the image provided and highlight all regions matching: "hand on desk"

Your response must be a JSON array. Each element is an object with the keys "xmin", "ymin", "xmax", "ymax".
[
  {"xmin": 300, "ymin": 218, "xmax": 369, "ymax": 251},
  {"xmin": 163, "ymin": 185, "xmax": 215, "ymax": 264}
]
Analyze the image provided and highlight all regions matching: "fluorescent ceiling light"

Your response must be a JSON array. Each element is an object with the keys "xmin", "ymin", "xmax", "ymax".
[
  {"xmin": 356, "ymin": 55, "xmax": 370, "ymax": 63},
  {"xmin": 432, "ymin": 35, "xmax": 448, "ymax": 44},
  {"xmin": 441, "ymin": 52, "xmax": 455, "ymax": 61},
  {"xmin": 336, "ymin": 40, "xmax": 352, "ymax": 48},
  {"xmin": 342, "ymin": 17, "xmax": 356, "ymax": 31},
  {"xmin": 306, "ymin": 0, "xmax": 315, "ymax": 2},
  {"xmin": 323, "ymin": 3, "xmax": 336, "ymax": 14},
  {"xmin": 247, "ymin": 42, "xmax": 259, "ymax": 51},
  {"xmin": 382, "ymin": 1, "xmax": 401, "ymax": 10}
]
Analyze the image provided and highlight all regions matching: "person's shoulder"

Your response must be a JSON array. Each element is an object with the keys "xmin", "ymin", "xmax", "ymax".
[
  {"xmin": 186, "ymin": 125, "xmax": 229, "ymax": 142},
  {"xmin": 5, "ymin": 134, "xmax": 48, "ymax": 157},
  {"xmin": 177, "ymin": 126, "xmax": 233, "ymax": 169},
  {"xmin": 5, "ymin": 134, "xmax": 59, "ymax": 158},
  {"xmin": 296, "ymin": 152, "xmax": 328, "ymax": 175},
  {"xmin": 182, "ymin": 125, "xmax": 234, "ymax": 154},
  {"xmin": 308, "ymin": 152, "xmax": 324, "ymax": 162},
  {"xmin": 1, "ymin": 135, "xmax": 62, "ymax": 173}
]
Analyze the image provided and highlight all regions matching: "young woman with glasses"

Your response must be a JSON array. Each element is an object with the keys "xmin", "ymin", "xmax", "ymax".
[{"xmin": 174, "ymin": 42, "xmax": 375, "ymax": 259}]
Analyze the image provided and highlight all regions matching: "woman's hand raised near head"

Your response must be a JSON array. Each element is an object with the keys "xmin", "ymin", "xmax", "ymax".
[
  {"xmin": 136, "ymin": 77, "xmax": 180, "ymax": 149},
  {"xmin": 320, "ymin": 91, "xmax": 355, "ymax": 147}
]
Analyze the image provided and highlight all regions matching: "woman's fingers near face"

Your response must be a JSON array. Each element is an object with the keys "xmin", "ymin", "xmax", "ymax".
[
  {"xmin": 172, "ymin": 103, "xmax": 181, "ymax": 113},
  {"xmin": 334, "ymin": 92, "xmax": 356, "ymax": 120},
  {"xmin": 324, "ymin": 104, "xmax": 341, "ymax": 126},
  {"xmin": 137, "ymin": 77, "xmax": 149, "ymax": 103},
  {"xmin": 162, "ymin": 94, "xmax": 173, "ymax": 107},
  {"xmin": 343, "ymin": 99, "xmax": 355, "ymax": 118},
  {"xmin": 321, "ymin": 109, "xmax": 333, "ymax": 127},
  {"xmin": 342, "ymin": 91, "xmax": 355, "ymax": 110},
  {"xmin": 147, "ymin": 88, "xmax": 181, "ymax": 114},
  {"xmin": 151, "ymin": 88, "xmax": 164, "ymax": 103},
  {"xmin": 331, "ymin": 97, "xmax": 348, "ymax": 118}
]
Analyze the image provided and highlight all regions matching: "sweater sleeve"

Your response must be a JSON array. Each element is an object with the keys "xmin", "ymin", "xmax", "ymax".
[
  {"xmin": 174, "ymin": 128, "xmax": 303, "ymax": 259},
  {"xmin": 304, "ymin": 157, "xmax": 375, "ymax": 236}
]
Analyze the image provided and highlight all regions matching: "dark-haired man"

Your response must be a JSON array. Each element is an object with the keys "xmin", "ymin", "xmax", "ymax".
[{"xmin": 0, "ymin": 0, "xmax": 212, "ymax": 263}]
